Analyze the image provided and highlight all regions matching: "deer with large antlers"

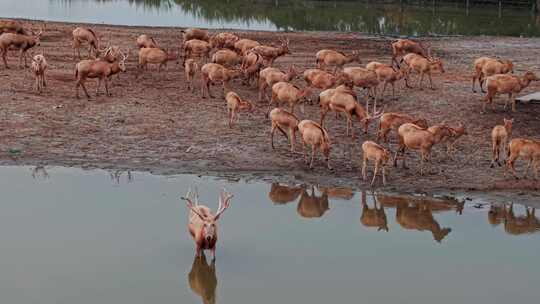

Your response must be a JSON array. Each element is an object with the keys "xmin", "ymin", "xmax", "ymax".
[
  {"xmin": 490, "ymin": 118, "xmax": 513, "ymax": 168},
  {"xmin": 75, "ymin": 50, "xmax": 128, "ymax": 99},
  {"xmin": 182, "ymin": 188, "xmax": 233, "ymax": 260},
  {"xmin": 250, "ymin": 37, "xmax": 290, "ymax": 66},
  {"xmin": 391, "ymin": 39, "xmax": 430, "ymax": 68},
  {"xmin": 315, "ymin": 49, "xmax": 361, "ymax": 73},
  {"xmin": 0, "ymin": 29, "xmax": 42, "ymax": 68},
  {"xmin": 472, "ymin": 56, "xmax": 513, "ymax": 93},
  {"xmin": 483, "ymin": 71, "xmax": 539, "ymax": 113},
  {"xmin": 320, "ymin": 90, "xmax": 383, "ymax": 138}
]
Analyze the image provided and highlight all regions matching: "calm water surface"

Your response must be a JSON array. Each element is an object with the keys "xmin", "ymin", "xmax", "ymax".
[
  {"xmin": 2, "ymin": 0, "xmax": 540, "ymax": 36},
  {"xmin": 0, "ymin": 165, "xmax": 539, "ymax": 304}
]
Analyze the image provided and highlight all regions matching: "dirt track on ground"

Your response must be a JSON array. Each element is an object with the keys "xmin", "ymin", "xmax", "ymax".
[{"xmin": 1, "ymin": 19, "xmax": 540, "ymax": 200}]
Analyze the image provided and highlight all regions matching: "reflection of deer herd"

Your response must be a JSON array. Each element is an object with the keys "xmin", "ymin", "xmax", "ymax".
[{"xmin": 2, "ymin": 19, "xmax": 540, "ymax": 185}]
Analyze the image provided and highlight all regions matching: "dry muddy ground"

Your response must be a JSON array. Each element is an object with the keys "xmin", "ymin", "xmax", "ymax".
[{"xmin": 1, "ymin": 19, "xmax": 540, "ymax": 201}]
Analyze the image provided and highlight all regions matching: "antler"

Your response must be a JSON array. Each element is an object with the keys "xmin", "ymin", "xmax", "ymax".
[
  {"xmin": 215, "ymin": 188, "xmax": 233, "ymax": 220},
  {"xmin": 181, "ymin": 188, "xmax": 205, "ymax": 219}
]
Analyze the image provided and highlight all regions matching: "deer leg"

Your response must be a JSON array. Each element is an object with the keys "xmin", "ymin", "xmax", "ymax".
[
  {"xmin": 491, "ymin": 141, "xmax": 499, "ymax": 168},
  {"xmin": 511, "ymin": 93, "xmax": 517, "ymax": 112},
  {"xmin": 320, "ymin": 108, "xmax": 328, "ymax": 126},
  {"xmin": 382, "ymin": 165, "xmax": 387, "ymax": 186},
  {"xmin": 81, "ymin": 81, "xmax": 91, "ymax": 99},
  {"xmin": 506, "ymin": 155, "xmax": 519, "ymax": 180},
  {"xmin": 362, "ymin": 156, "xmax": 368, "ymax": 181},
  {"xmin": 533, "ymin": 159, "xmax": 539, "ymax": 180},
  {"xmin": 96, "ymin": 79, "xmax": 101, "ymax": 96},
  {"xmin": 310, "ymin": 145, "xmax": 317, "ymax": 169},
  {"xmin": 302, "ymin": 140, "xmax": 308, "ymax": 164},
  {"xmin": 258, "ymin": 79, "xmax": 266, "ymax": 102},
  {"xmin": 472, "ymin": 75, "xmax": 477, "ymax": 93},
  {"xmin": 289, "ymin": 127, "xmax": 296, "ymax": 152},
  {"xmin": 200, "ymin": 77, "xmax": 206, "ymax": 98},
  {"xmin": 270, "ymin": 125, "xmax": 277, "ymax": 149},
  {"xmin": 371, "ymin": 161, "xmax": 380, "ymax": 186},
  {"xmin": 1, "ymin": 49, "xmax": 9, "ymax": 69},
  {"xmin": 104, "ymin": 78, "xmax": 110, "ymax": 96},
  {"xmin": 417, "ymin": 71, "xmax": 424, "ymax": 89},
  {"xmin": 228, "ymin": 108, "xmax": 233, "ymax": 128},
  {"xmin": 42, "ymin": 71, "xmax": 47, "ymax": 87},
  {"xmin": 428, "ymin": 73, "xmax": 435, "ymax": 90},
  {"xmin": 523, "ymin": 158, "xmax": 533, "ymax": 179}
]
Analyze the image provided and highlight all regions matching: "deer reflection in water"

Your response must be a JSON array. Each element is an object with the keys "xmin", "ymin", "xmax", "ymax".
[
  {"xmin": 488, "ymin": 203, "xmax": 509, "ymax": 226},
  {"xmin": 360, "ymin": 191, "xmax": 388, "ymax": 232},
  {"xmin": 297, "ymin": 186, "xmax": 329, "ymax": 218},
  {"xmin": 109, "ymin": 170, "xmax": 133, "ymax": 184},
  {"xmin": 188, "ymin": 253, "xmax": 217, "ymax": 304},
  {"xmin": 503, "ymin": 203, "xmax": 539, "ymax": 235},
  {"xmin": 31, "ymin": 165, "xmax": 49, "ymax": 180},
  {"xmin": 318, "ymin": 186, "xmax": 354, "ymax": 200},
  {"xmin": 268, "ymin": 183, "xmax": 303, "ymax": 205}
]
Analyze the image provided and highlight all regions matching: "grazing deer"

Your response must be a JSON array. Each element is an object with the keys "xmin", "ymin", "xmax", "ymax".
[
  {"xmin": 401, "ymin": 53, "xmax": 445, "ymax": 90},
  {"xmin": 366, "ymin": 61, "xmax": 389, "ymax": 72},
  {"xmin": 269, "ymin": 107, "xmax": 299, "ymax": 152},
  {"xmin": 297, "ymin": 186, "xmax": 330, "ymax": 218},
  {"xmin": 268, "ymin": 183, "xmax": 303, "ymax": 205},
  {"xmin": 472, "ymin": 56, "xmax": 513, "ymax": 93},
  {"xmin": 505, "ymin": 138, "xmax": 540, "ymax": 180},
  {"xmin": 75, "ymin": 50, "xmax": 128, "ymax": 99},
  {"xmin": 360, "ymin": 192, "xmax": 388, "ymax": 231},
  {"xmin": 241, "ymin": 51, "xmax": 264, "ymax": 86},
  {"xmin": 200, "ymin": 63, "xmax": 243, "ymax": 98},
  {"xmin": 31, "ymin": 54, "xmax": 47, "ymax": 93},
  {"xmin": 320, "ymin": 90, "xmax": 383, "ymax": 138},
  {"xmin": 269, "ymin": 82, "xmax": 311, "ymax": 115},
  {"xmin": 234, "ymin": 38, "xmax": 261, "ymax": 55},
  {"xmin": 72, "ymin": 27, "xmax": 101, "ymax": 59},
  {"xmin": 225, "ymin": 91, "xmax": 253, "ymax": 128},
  {"xmin": 211, "ymin": 48, "xmax": 241, "ymax": 67},
  {"xmin": 136, "ymin": 34, "xmax": 158, "ymax": 49},
  {"xmin": 362, "ymin": 141, "xmax": 391, "ymax": 186},
  {"xmin": 188, "ymin": 254, "xmax": 217, "ymax": 304},
  {"xmin": 342, "ymin": 67, "xmax": 380, "ymax": 112},
  {"xmin": 315, "ymin": 49, "xmax": 360, "ymax": 73},
  {"xmin": 181, "ymin": 28, "xmax": 210, "ymax": 42},
  {"xmin": 182, "ymin": 188, "xmax": 233, "ymax": 260},
  {"xmin": 503, "ymin": 203, "xmax": 539, "ymax": 235},
  {"xmin": 0, "ymin": 29, "xmax": 42, "ymax": 68},
  {"xmin": 209, "ymin": 32, "xmax": 239, "ymax": 49},
  {"xmin": 185, "ymin": 59, "xmax": 200, "ymax": 91},
  {"xmin": 259, "ymin": 65, "xmax": 298, "ymax": 102},
  {"xmin": 391, "ymin": 39, "xmax": 430, "ymax": 67},
  {"xmin": 183, "ymin": 39, "xmax": 211, "ymax": 64},
  {"xmin": 483, "ymin": 71, "xmax": 539, "ymax": 113},
  {"xmin": 491, "ymin": 118, "xmax": 513, "ymax": 167},
  {"xmin": 251, "ymin": 37, "xmax": 290, "ymax": 66},
  {"xmin": 373, "ymin": 64, "xmax": 405, "ymax": 100},
  {"xmin": 298, "ymin": 120, "xmax": 332, "ymax": 170},
  {"xmin": 394, "ymin": 123, "xmax": 452, "ymax": 175},
  {"xmin": 396, "ymin": 202, "xmax": 452, "ymax": 243},
  {"xmin": 376, "ymin": 112, "xmax": 428, "ymax": 143}
]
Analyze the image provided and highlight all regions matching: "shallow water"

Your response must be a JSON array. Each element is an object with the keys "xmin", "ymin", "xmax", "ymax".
[
  {"xmin": 0, "ymin": 165, "xmax": 539, "ymax": 304},
  {"xmin": 2, "ymin": 0, "xmax": 540, "ymax": 36}
]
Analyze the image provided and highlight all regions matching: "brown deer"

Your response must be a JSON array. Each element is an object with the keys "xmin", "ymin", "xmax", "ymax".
[
  {"xmin": 226, "ymin": 91, "xmax": 253, "ymax": 128},
  {"xmin": 200, "ymin": 63, "xmax": 243, "ymax": 98},
  {"xmin": 269, "ymin": 82, "xmax": 311, "ymax": 115},
  {"xmin": 188, "ymin": 254, "xmax": 217, "ymax": 304},
  {"xmin": 269, "ymin": 107, "xmax": 299, "ymax": 152},
  {"xmin": 315, "ymin": 49, "xmax": 361, "ymax": 73},
  {"xmin": 211, "ymin": 48, "xmax": 241, "ymax": 67},
  {"xmin": 251, "ymin": 37, "xmax": 290, "ymax": 66},
  {"xmin": 320, "ymin": 90, "xmax": 383, "ymax": 138},
  {"xmin": 376, "ymin": 112, "xmax": 428, "ymax": 143},
  {"xmin": 374, "ymin": 64, "xmax": 405, "ymax": 100},
  {"xmin": 505, "ymin": 138, "xmax": 540, "ymax": 180},
  {"xmin": 241, "ymin": 51, "xmax": 264, "ymax": 86},
  {"xmin": 391, "ymin": 39, "xmax": 430, "ymax": 67},
  {"xmin": 298, "ymin": 120, "xmax": 332, "ymax": 170},
  {"xmin": 181, "ymin": 28, "xmax": 210, "ymax": 42},
  {"xmin": 483, "ymin": 71, "xmax": 539, "ymax": 113},
  {"xmin": 503, "ymin": 203, "xmax": 539, "ymax": 235},
  {"xmin": 0, "ymin": 29, "xmax": 42, "ymax": 68},
  {"xmin": 396, "ymin": 202, "xmax": 452, "ymax": 243},
  {"xmin": 136, "ymin": 34, "xmax": 158, "ymax": 49},
  {"xmin": 472, "ymin": 56, "xmax": 513, "ymax": 93},
  {"xmin": 362, "ymin": 141, "xmax": 391, "ymax": 186},
  {"xmin": 297, "ymin": 186, "xmax": 330, "ymax": 218},
  {"xmin": 491, "ymin": 118, "xmax": 513, "ymax": 167},
  {"xmin": 72, "ymin": 27, "xmax": 101, "ymax": 59},
  {"xmin": 259, "ymin": 65, "xmax": 298, "ymax": 102},
  {"xmin": 185, "ymin": 59, "xmax": 200, "ymax": 91},
  {"xmin": 183, "ymin": 39, "xmax": 212, "ymax": 64},
  {"xmin": 31, "ymin": 54, "xmax": 47, "ymax": 93},
  {"xmin": 360, "ymin": 191, "xmax": 388, "ymax": 231},
  {"xmin": 234, "ymin": 38, "xmax": 261, "ymax": 55},
  {"xmin": 209, "ymin": 32, "xmax": 239, "ymax": 49},
  {"xmin": 182, "ymin": 188, "xmax": 233, "ymax": 260},
  {"xmin": 303, "ymin": 68, "xmax": 350, "ymax": 93},
  {"xmin": 394, "ymin": 123, "xmax": 452, "ymax": 175},
  {"xmin": 441, "ymin": 123, "xmax": 468, "ymax": 159},
  {"xmin": 75, "ymin": 50, "xmax": 128, "ymax": 99},
  {"xmin": 137, "ymin": 47, "xmax": 176, "ymax": 73},
  {"xmin": 401, "ymin": 53, "xmax": 445, "ymax": 90},
  {"xmin": 342, "ymin": 67, "xmax": 380, "ymax": 112},
  {"xmin": 0, "ymin": 19, "xmax": 31, "ymax": 35},
  {"xmin": 268, "ymin": 183, "xmax": 303, "ymax": 205}
]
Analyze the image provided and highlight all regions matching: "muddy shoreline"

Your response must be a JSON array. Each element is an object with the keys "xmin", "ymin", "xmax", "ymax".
[{"xmin": 1, "ymin": 19, "xmax": 540, "ymax": 204}]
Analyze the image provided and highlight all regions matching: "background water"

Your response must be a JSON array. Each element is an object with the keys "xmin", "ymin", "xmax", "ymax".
[
  {"xmin": 0, "ymin": 166, "xmax": 538, "ymax": 304},
  {"xmin": 2, "ymin": 0, "xmax": 540, "ymax": 36}
]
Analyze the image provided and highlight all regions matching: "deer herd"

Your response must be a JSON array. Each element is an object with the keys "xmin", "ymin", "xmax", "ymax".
[{"xmin": 1, "ymin": 19, "xmax": 540, "ymax": 188}]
